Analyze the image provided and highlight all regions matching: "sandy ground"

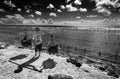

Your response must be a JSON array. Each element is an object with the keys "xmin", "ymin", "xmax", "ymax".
[{"xmin": 0, "ymin": 45, "xmax": 119, "ymax": 79}]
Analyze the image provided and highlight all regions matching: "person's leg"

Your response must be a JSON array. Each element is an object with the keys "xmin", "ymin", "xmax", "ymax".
[
  {"xmin": 38, "ymin": 43, "xmax": 42, "ymax": 56},
  {"xmin": 34, "ymin": 45, "xmax": 38, "ymax": 57}
]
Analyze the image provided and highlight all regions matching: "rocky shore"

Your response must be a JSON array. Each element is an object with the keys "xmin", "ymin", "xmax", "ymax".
[{"xmin": 0, "ymin": 45, "xmax": 120, "ymax": 79}]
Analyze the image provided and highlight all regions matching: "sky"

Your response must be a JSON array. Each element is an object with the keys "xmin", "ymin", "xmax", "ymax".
[{"xmin": 0, "ymin": 0, "xmax": 120, "ymax": 25}]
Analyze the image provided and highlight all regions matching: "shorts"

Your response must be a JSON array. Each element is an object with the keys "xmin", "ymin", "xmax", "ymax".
[{"xmin": 35, "ymin": 43, "xmax": 42, "ymax": 52}]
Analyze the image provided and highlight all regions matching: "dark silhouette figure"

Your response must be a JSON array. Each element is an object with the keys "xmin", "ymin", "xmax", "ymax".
[
  {"xmin": 74, "ymin": 47, "xmax": 77, "ymax": 53},
  {"xmin": 47, "ymin": 34, "xmax": 59, "ymax": 54},
  {"xmin": 84, "ymin": 48, "xmax": 87, "ymax": 55},
  {"xmin": 21, "ymin": 34, "xmax": 32, "ymax": 47},
  {"xmin": 98, "ymin": 51, "xmax": 102, "ymax": 56},
  {"xmin": 67, "ymin": 46, "xmax": 70, "ymax": 52},
  {"xmin": 115, "ymin": 53, "xmax": 118, "ymax": 60}
]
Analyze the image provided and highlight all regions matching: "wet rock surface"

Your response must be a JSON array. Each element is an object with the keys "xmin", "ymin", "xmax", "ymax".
[
  {"xmin": 95, "ymin": 63, "xmax": 120, "ymax": 78},
  {"xmin": 66, "ymin": 58, "xmax": 82, "ymax": 68},
  {"xmin": 106, "ymin": 64, "xmax": 120, "ymax": 78}
]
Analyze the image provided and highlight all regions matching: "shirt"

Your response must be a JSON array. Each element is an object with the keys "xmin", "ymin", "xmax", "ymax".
[{"xmin": 32, "ymin": 31, "xmax": 42, "ymax": 45}]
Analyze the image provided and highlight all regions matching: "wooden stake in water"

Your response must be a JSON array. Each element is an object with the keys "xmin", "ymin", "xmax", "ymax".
[
  {"xmin": 75, "ymin": 47, "xmax": 77, "ymax": 53},
  {"xmin": 115, "ymin": 53, "xmax": 118, "ymax": 60}
]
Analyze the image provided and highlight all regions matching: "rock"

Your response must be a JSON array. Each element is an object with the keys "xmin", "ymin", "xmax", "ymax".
[
  {"xmin": 107, "ymin": 70, "xmax": 119, "ymax": 78},
  {"xmin": 66, "ymin": 58, "xmax": 82, "ymax": 68},
  {"xmin": 86, "ymin": 59, "xmax": 96, "ymax": 64},
  {"xmin": 84, "ymin": 70, "xmax": 90, "ymax": 73},
  {"xmin": 48, "ymin": 75, "xmax": 53, "ymax": 79},
  {"xmin": 98, "ymin": 66, "xmax": 107, "ymax": 71},
  {"xmin": 42, "ymin": 58, "xmax": 57, "ymax": 69},
  {"xmin": 106, "ymin": 64, "xmax": 120, "ymax": 78},
  {"xmin": 48, "ymin": 74, "xmax": 73, "ymax": 79}
]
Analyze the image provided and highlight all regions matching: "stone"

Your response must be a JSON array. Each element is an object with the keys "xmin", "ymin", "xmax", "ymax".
[
  {"xmin": 98, "ymin": 66, "xmax": 106, "ymax": 71},
  {"xmin": 106, "ymin": 64, "xmax": 120, "ymax": 78},
  {"xmin": 66, "ymin": 58, "xmax": 81, "ymax": 68},
  {"xmin": 42, "ymin": 58, "xmax": 57, "ymax": 69},
  {"xmin": 107, "ymin": 70, "xmax": 119, "ymax": 78}
]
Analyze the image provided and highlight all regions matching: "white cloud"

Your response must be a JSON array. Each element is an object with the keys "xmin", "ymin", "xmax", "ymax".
[
  {"xmin": 26, "ymin": 10, "xmax": 30, "ymax": 13},
  {"xmin": 60, "ymin": 5, "xmax": 65, "ymax": 9},
  {"xmin": 76, "ymin": 16, "xmax": 81, "ymax": 19},
  {"xmin": 61, "ymin": 19, "xmax": 117, "ymax": 27},
  {"xmin": 14, "ymin": 14, "xmax": 24, "ymax": 21},
  {"xmin": 22, "ymin": 19, "xmax": 36, "ymax": 24},
  {"xmin": 41, "ymin": 19, "xmax": 47, "ymax": 24},
  {"xmin": 94, "ymin": 0, "xmax": 120, "ymax": 15},
  {"xmin": 74, "ymin": 0, "xmax": 82, "ymax": 5},
  {"xmin": 49, "ymin": 12, "xmax": 57, "ymax": 17},
  {"xmin": 6, "ymin": 15, "xmax": 14, "ymax": 19},
  {"xmin": 29, "ymin": 14, "xmax": 34, "ymax": 18},
  {"xmin": 24, "ymin": 6, "xmax": 32, "ymax": 13},
  {"xmin": 94, "ymin": 6, "xmax": 111, "ymax": 16},
  {"xmin": 48, "ymin": 18, "xmax": 54, "ymax": 24},
  {"xmin": 47, "ymin": 3, "xmax": 54, "ymax": 9},
  {"xmin": 66, "ymin": 0, "xmax": 71, "ymax": 3},
  {"xmin": 0, "ymin": 14, "xmax": 46, "ymax": 24},
  {"xmin": 17, "ymin": 8, "xmax": 21, "ymax": 12},
  {"xmin": 66, "ymin": 4, "xmax": 78, "ymax": 12},
  {"xmin": 57, "ymin": 9, "xmax": 62, "ymax": 12},
  {"xmin": 35, "ymin": 11, "xmax": 42, "ymax": 15},
  {"xmin": 0, "ymin": 14, "xmax": 25, "ymax": 24},
  {"xmin": 4, "ymin": 0, "xmax": 16, "ymax": 8},
  {"xmin": 6, "ymin": 14, "xmax": 24, "ymax": 22},
  {"xmin": 0, "ymin": 9, "xmax": 6, "ymax": 12},
  {"xmin": 79, "ymin": 8, "xmax": 87, "ymax": 12},
  {"xmin": 87, "ymin": 15, "xmax": 98, "ymax": 18}
]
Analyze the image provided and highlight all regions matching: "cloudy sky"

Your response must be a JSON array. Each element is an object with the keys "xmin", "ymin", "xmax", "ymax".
[{"xmin": 0, "ymin": 0, "xmax": 120, "ymax": 25}]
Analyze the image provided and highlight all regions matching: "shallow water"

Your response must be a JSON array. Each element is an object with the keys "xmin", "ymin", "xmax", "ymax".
[
  {"xmin": 54, "ymin": 28, "xmax": 120, "ymax": 56},
  {"xmin": 0, "ymin": 25, "xmax": 120, "ymax": 60}
]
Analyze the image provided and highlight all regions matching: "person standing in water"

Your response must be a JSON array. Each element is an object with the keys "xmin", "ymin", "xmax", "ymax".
[{"xmin": 32, "ymin": 27, "xmax": 43, "ymax": 57}]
